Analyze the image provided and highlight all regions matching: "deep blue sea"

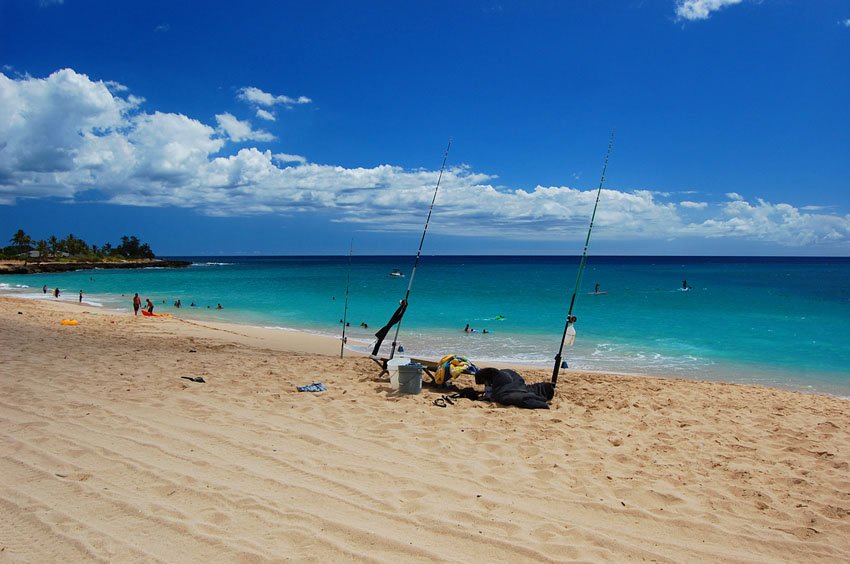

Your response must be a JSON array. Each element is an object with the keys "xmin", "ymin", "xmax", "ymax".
[{"xmin": 3, "ymin": 256, "xmax": 849, "ymax": 397}]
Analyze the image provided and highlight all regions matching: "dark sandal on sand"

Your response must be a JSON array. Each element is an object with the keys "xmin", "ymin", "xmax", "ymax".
[
  {"xmin": 433, "ymin": 398, "xmax": 447, "ymax": 407},
  {"xmin": 181, "ymin": 376, "xmax": 206, "ymax": 383}
]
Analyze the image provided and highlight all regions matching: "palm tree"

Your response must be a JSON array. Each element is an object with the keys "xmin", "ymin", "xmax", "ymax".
[
  {"xmin": 48, "ymin": 235, "xmax": 58, "ymax": 257},
  {"xmin": 36, "ymin": 240, "xmax": 49, "ymax": 261},
  {"xmin": 10, "ymin": 229, "xmax": 31, "ymax": 248},
  {"xmin": 10, "ymin": 229, "xmax": 32, "ymax": 263}
]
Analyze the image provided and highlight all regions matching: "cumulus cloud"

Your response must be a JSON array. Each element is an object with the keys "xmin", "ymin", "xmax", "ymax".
[
  {"xmin": 215, "ymin": 112, "xmax": 275, "ymax": 142},
  {"xmin": 0, "ymin": 68, "xmax": 848, "ymax": 250},
  {"xmin": 676, "ymin": 0, "xmax": 743, "ymax": 21},
  {"xmin": 694, "ymin": 197, "xmax": 850, "ymax": 246}
]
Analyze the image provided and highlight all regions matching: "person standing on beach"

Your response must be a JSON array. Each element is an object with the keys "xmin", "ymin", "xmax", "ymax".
[
  {"xmin": 79, "ymin": 290, "xmax": 83, "ymax": 303},
  {"xmin": 42, "ymin": 284, "xmax": 48, "ymax": 294},
  {"xmin": 53, "ymin": 288, "xmax": 60, "ymax": 298},
  {"xmin": 133, "ymin": 293, "xmax": 141, "ymax": 316}
]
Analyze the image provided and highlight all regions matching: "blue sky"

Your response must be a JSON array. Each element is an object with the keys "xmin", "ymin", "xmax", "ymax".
[{"xmin": 1, "ymin": 0, "xmax": 848, "ymax": 256}]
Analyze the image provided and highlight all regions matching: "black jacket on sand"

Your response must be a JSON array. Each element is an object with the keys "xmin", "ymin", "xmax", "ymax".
[{"xmin": 483, "ymin": 368, "xmax": 554, "ymax": 410}]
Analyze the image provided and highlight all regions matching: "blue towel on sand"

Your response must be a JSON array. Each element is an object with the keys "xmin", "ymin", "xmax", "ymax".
[{"xmin": 297, "ymin": 382, "xmax": 326, "ymax": 392}]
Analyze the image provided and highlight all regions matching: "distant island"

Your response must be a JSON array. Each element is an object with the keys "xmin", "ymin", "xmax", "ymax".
[{"xmin": 0, "ymin": 229, "xmax": 190, "ymax": 274}]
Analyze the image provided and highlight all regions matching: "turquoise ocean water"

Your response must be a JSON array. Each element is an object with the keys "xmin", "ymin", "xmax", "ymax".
[{"xmin": 2, "ymin": 256, "xmax": 849, "ymax": 397}]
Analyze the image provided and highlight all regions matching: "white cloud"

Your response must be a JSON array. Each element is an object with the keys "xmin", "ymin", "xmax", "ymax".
[
  {"xmin": 255, "ymin": 108, "xmax": 275, "ymax": 121},
  {"xmin": 273, "ymin": 153, "xmax": 307, "ymax": 164},
  {"xmin": 676, "ymin": 0, "xmax": 743, "ymax": 21},
  {"xmin": 215, "ymin": 112, "xmax": 275, "ymax": 142},
  {"xmin": 1, "ymin": 68, "xmax": 848, "ymax": 251},
  {"xmin": 842, "ymin": 19, "xmax": 850, "ymax": 27},
  {"xmin": 0, "ymin": 68, "xmax": 141, "ymax": 199},
  {"xmin": 693, "ymin": 197, "xmax": 850, "ymax": 247},
  {"xmin": 130, "ymin": 112, "xmax": 223, "ymax": 183},
  {"xmin": 237, "ymin": 86, "xmax": 312, "ymax": 107}
]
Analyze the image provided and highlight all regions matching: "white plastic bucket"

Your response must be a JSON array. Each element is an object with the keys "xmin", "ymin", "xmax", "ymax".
[
  {"xmin": 387, "ymin": 357, "xmax": 409, "ymax": 390},
  {"xmin": 397, "ymin": 363, "xmax": 423, "ymax": 395}
]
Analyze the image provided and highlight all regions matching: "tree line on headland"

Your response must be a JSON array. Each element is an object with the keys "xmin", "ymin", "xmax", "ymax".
[{"xmin": 4, "ymin": 229, "xmax": 156, "ymax": 261}]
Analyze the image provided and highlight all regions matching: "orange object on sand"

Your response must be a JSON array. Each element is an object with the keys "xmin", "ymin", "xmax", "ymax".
[
  {"xmin": 60, "ymin": 319, "xmax": 78, "ymax": 326},
  {"xmin": 141, "ymin": 311, "xmax": 170, "ymax": 318}
]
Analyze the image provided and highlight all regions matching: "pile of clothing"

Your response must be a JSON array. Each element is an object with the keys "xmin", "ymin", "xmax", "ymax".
[{"xmin": 475, "ymin": 367, "xmax": 554, "ymax": 409}]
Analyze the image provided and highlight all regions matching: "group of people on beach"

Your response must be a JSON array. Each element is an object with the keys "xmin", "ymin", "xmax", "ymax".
[
  {"xmin": 132, "ymin": 293, "xmax": 155, "ymax": 315},
  {"xmin": 43, "ymin": 284, "xmax": 84, "ymax": 303},
  {"xmin": 131, "ymin": 293, "xmax": 222, "ymax": 315}
]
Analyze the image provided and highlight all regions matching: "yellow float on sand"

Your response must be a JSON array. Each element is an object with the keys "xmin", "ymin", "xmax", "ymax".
[{"xmin": 60, "ymin": 319, "xmax": 78, "ymax": 326}]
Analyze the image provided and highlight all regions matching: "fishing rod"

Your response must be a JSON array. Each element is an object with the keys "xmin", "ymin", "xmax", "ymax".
[
  {"xmin": 552, "ymin": 131, "xmax": 615, "ymax": 387},
  {"xmin": 385, "ymin": 139, "xmax": 452, "ymax": 360},
  {"xmin": 340, "ymin": 239, "xmax": 353, "ymax": 358}
]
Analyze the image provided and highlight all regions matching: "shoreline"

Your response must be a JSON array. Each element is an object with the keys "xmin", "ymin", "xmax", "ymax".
[
  {"xmin": 2, "ymin": 255, "xmax": 847, "ymax": 397},
  {"xmin": 2, "ymin": 294, "xmax": 849, "ymax": 560},
  {"xmin": 4, "ymin": 291, "xmax": 850, "ymax": 400}
]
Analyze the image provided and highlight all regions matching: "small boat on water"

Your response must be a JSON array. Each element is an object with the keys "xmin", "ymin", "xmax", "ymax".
[{"xmin": 390, "ymin": 268, "xmax": 404, "ymax": 277}]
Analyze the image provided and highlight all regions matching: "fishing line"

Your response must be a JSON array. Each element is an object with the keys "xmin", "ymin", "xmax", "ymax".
[
  {"xmin": 386, "ymin": 139, "xmax": 452, "ymax": 360},
  {"xmin": 552, "ymin": 131, "xmax": 615, "ymax": 386}
]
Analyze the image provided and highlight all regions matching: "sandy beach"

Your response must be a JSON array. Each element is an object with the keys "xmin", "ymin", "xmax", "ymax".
[{"xmin": 1, "ymin": 296, "xmax": 848, "ymax": 562}]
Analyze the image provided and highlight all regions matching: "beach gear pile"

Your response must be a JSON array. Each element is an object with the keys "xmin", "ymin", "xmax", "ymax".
[{"xmin": 434, "ymin": 354, "xmax": 478, "ymax": 386}]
